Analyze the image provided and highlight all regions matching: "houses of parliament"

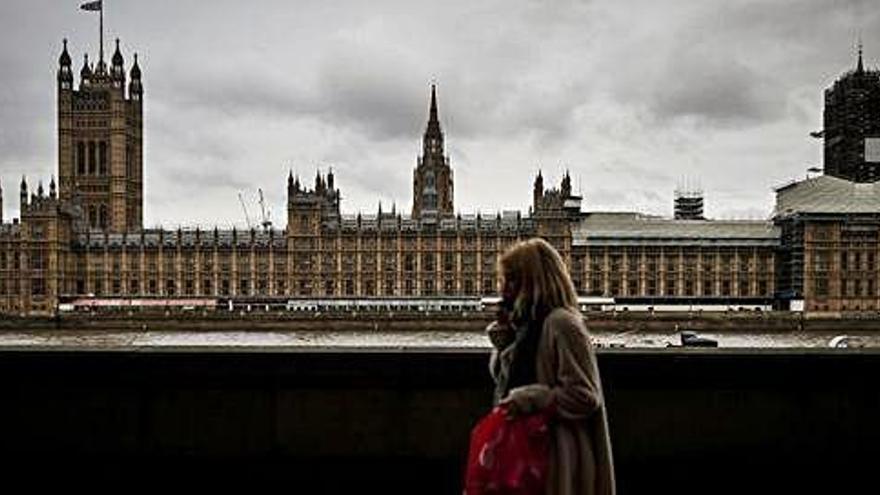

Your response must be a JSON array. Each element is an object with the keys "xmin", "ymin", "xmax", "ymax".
[{"xmin": 3, "ymin": 34, "xmax": 880, "ymax": 315}]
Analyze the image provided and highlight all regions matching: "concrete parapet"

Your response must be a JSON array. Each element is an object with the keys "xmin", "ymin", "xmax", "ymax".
[{"xmin": 0, "ymin": 346, "xmax": 876, "ymax": 492}]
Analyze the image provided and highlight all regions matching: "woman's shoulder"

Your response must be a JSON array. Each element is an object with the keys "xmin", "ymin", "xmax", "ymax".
[
  {"xmin": 541, "ymin": 307, "xmax": 594, "ymax": 354},
  {"xmin": 542, "ymin": 306, "xmax": 587, "ymax": 333}
]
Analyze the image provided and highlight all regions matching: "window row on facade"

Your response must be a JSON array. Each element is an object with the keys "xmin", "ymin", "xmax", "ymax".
[
  {"xmin": 45, "ymin": 274, "xmax": 498, "ymax": 298},
  {"xmin": 74, "ymin": 140, "xmax": 137, "ymax": 179}
]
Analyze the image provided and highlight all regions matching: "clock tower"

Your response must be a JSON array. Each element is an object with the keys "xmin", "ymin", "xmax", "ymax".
[{"xmin": 412, "ymin": 85, "xmax": 454, "ymax": 221}]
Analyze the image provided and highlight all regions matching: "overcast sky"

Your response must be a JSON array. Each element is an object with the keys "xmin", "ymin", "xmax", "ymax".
[{"xmin": 0, "ymin": 0, "xmax": 878, "ymax": 228}]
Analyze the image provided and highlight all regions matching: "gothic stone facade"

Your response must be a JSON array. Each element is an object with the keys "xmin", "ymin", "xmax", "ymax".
[
  {"xmin": 774, "ymin": 176, "xmax": 880, "ymax": 312},
  {"xmin": 570, "ymin": 214, "xmax": 778, "ymax": 302},
  {"xmin": 57, "ymin": 39, "xmax": 144, "ymax": 233},
  {"xmin": 2, "ymin": 41, "xmax": 879, "ymax": 315}
]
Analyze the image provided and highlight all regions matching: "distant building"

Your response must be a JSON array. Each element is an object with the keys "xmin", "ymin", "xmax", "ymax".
[
  {"xmin": 774, "ymin": 175, "xmax": 880, "ymax": 312},
  {"xmin": 570, "ymin": 212, "xmax": 777, "ymax": 300},
  {"xmin": 823, "ymin": 46, "xmax": 880, "ymax": 182},
  {"xmin": 0, "ymin": 36, "xmax": 877, "ymax": 314}
]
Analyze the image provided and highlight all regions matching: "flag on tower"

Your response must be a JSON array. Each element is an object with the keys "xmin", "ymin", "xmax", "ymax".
[
  {"xmin": 80, "ymin": 0, "xmax": 105, "ymax": 61},
  {"xmin": 80, "ymin": 1, "xmax": 102, "ymax": 11}
]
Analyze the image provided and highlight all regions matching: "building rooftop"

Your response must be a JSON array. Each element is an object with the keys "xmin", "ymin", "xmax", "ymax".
[
  {"xmin": 62, "ymin": 212, "xmax": 540, "ymax": 248},
  {"xmin": 774, "ymin": 175, "xmax": 880, "ymax": 217},
  {"xmin": 73, "ymin": 228, "xmax": 287, "ymax": 249},
  {"xmin": 573, "ymin": 212, "xmax": 779, "ymax": 247},
  {"xmin": 318, "ymin": 212, "xmax": 532, "ymax": 234}
]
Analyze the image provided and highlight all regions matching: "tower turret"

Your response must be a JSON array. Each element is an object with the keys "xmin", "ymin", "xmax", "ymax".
[
  {"xmin": 57, "ymin": 39, "xmax": 73, "ymax": 90},
  {"xmin": 533, "ymin": 169, "xmax": 544, "ymax": 210},
  {"xmin": 128, "ymin": 53, "xmax": 143, "ymax": 100},
  {"xmin": 412, "ymin": 84, "xmax": 454, "ymax": 220},
  {"xmin": 20, "ymin": 176, "xmax": 28, "ymax": 212},
  {"xmin": 111, "ymin": 38, "xmax": 125, "ymax": 88},
  {"xmin": 59, "ymin": 38, "xmax": 145, "ymax": 233},
  {"xmin": 561, "ymin": 170, "xmax": 572, "ymax": 197},
  {"xmin": 80, "ymin": 53, "xmax": 92, "ymax": 88},
  {"xmin": 424, "ymin": 84, "xmax": 443, "ymax": 155},
  {"xmin": 58, "ymin": 40, "xmax": 75, "ymax": 210},
  {"xmin": 857, "ymin": 42, "xmax": 864, "ymax": 75}
]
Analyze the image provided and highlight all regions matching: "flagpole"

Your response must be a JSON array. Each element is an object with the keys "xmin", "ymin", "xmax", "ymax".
[{"xmin": 99, "ymin": 2, "xmax": 104, "ymax": 62}]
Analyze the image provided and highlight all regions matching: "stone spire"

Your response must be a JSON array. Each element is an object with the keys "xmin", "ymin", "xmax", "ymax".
[
  {"xmin": 533, "ymin": 169, "xmax": 544, "ymax": 210},
  {"xmin": 413, "ymin": 83, "xmax": 454, "ymax": 219},
  {"xmin": 129, "ymin": 53, "xmax": 143, "ymax": 100},
  {"xmin": 111, "ymin": 38, "xmax": 126, "ymax": 86},
  {"xmin": 58, "ymin": 39, "xmax": 73, "ymax": 88},
  {"xmin": 423, "ymin": 84, "xmax": 443, "ymax": 152},
  {"xmin": 80, "ymin": 53, "xmax": 92, "ymax": 85},
  {"xmin": 857, "ymin": 42, "xmax": 865, "ymax": 74},
  {"xmin": 20, "ymin": 176, "xmax": 28, "ymax": 211},
  {"xmin": 112, "ymin": 38, "xmax": 124, "ymax": 67}
]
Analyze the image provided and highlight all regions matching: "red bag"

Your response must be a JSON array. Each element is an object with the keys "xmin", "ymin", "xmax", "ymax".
[{"xmin": 463, "ymin": 405, "xmax": 552, "ymax": 495}]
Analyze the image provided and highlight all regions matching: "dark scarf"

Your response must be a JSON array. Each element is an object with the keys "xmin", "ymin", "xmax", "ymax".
[{"xmin": 503, "ymin": 305, "xmax": 550, "ymax": 397}]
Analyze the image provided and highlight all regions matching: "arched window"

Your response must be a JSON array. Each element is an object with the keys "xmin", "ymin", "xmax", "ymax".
[
  {"xmin": 99, "ymin": 204, "xmax": 108, "ymax": 230},
  {"xmin": 423, "ymin": 192, "xmax": 437, "ymax": 210},
  {"xmin": 126, "ymin": 143, "xmax": 133, "ymax": 177},
  {"xmin": 98, "ymin": 142, "xmax": 108, "ymax": 176},
  {"xmin": 88, "ymin": 141, "xmax": 96, "ymax": 175},
  {"xmin": 77, "ymin": 142, "xmax": 86, "ymax": 175}
]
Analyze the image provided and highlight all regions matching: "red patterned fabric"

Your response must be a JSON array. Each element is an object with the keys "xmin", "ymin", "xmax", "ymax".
[{"xmin": 464, "ymin": 405, "xmax": 552, "ymax": 495}]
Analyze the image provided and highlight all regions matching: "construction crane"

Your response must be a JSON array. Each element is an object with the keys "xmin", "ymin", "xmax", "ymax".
[
  {"xmin": 238, "ymin": 192, "xmax": 254, "ymax": 229},
  {"xmin": 258, "ymin": 188, "xmax": 272, "ymax": 230}
]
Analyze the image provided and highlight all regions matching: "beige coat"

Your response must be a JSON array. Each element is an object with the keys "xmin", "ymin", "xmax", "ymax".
[{"xmin": 489, "ymin": 307, "xmax": 616, "ymax": 495}]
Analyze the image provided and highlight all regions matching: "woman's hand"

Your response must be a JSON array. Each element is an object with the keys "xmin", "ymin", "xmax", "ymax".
[
  {"xmin": 486, "ymin": 320, "xmax": 515, "ymax": 349},
  {"xmin": 500, "ymin": 384, "xmax": 553, "ymax": 418}
]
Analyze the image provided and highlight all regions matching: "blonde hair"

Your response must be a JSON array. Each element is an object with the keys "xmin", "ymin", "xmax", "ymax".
[{"xmin": 498, "ymin": 237, "xmax": 578, "ymax": 319}]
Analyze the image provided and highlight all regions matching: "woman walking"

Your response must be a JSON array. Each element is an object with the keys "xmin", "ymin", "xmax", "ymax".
[{"xmin": 486, "ymin": 238, "xmax": 615, "ymax": 495}]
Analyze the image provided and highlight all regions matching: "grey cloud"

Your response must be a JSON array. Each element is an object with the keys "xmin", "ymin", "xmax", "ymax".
[
  {"xmin": 316, "ymin": 143, "xmax": 414, "ymax": 208},
  {"xmin": 599, "ymin": 0, "xmax": 880, "ymax": 128},
  {"xmin": 158, "ymin": 167, "xmax": 253, "ymax": 194},
  {"xmin": 2, "ymin": 0, "xmax": 879, "ymax": 226},
  {"xmin": 583, "ymin": 187, "xmax": 646, "ymax": 213},
  {"xmin": 0, "ymin": 125, "xmax": 52, "ymax": 165},
  {"xmin": 161, "ymin": 59, "xmax": 584, "ymax": 146},
  {"xmin": 593, "ymin": 158, "xmax": 674, "ymax": 186},
  {"xmin": 149, "ymin": 114, "xmax": 245, "ymax": 167},
  {"xmin": 717, "ymin": 0, "xmax": 878, "ymax": 47},
  {"xmin": 158, "ymin": 63, "xmax": 427, "ymax": 143},
  {"xmin": 651, "ymin": 55, "xmax": 780, "ymax": 125},
  {"xmin": 148, "ymin": 0, "xmax": 599, "ymax": 145}
]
